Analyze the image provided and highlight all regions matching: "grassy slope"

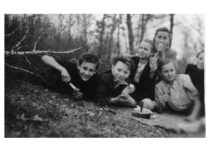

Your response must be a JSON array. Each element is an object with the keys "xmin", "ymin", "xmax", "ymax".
[
  {"xmin": 5, "ymin": 76, "xmax": 174, "ymax": 137},
  {"xmin": 5, "ymin": 54, "xmax": 204, "ymax": 137}
]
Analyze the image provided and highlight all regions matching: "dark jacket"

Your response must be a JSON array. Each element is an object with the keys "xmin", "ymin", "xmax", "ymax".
[
  {"xmin": 95, "ymin": 70, "xmax": 129, "ymax": 106},
  {"xmin": 130, "ymin": 56, "xmax": 158, "ymax": 102},
  {"xmin": 185, "ymin": 64, "xmax": 204, "ymax": 116},
  {"xmin": 50, "ymin": 60, "xmax": 99, "ymax": 101}
]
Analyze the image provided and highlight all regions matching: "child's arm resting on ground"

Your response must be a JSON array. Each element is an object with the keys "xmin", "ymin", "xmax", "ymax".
[{"xmin": 41, "ymin": 55, "xmax": 71, "ymax": 82}]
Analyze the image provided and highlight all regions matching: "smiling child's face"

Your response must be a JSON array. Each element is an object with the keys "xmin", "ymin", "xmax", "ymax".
[
  {"xmin": 138, "ymin": 41, "xmax": 152, "ymax": 61},
  {"xmin": 111, "ymin": 61, "xmax": 130, "ymax": 82},
  {"xmin": 77, "ymin": 61, "xmax": 97, "ymax": 81},
  {"xmin": 160, "ymin": 62, "xmax": 176, "ymax": 83}
]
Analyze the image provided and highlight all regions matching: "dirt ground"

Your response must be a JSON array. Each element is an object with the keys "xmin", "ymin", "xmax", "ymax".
[{"xmin": 5, "ymin": 72, "xmax": 205, "ymax": 138}]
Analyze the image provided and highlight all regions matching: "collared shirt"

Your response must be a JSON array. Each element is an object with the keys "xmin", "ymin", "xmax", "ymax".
[
  {"xmin": 155, "ymin": 74, "xmax": 199, "ymax": 112},
  {"xmin": 134, "ymin": 62, "xmax": 146, "ymax": 83}
]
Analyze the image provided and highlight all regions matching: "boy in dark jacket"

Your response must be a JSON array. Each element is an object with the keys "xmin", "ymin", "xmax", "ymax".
[
  {"xmin": 41, "ymin": 53, "xmax": 100, "ymax": 101},
  {"xmin": 96, "ymin": 56, "xmax": 136, "ymax": 107}
]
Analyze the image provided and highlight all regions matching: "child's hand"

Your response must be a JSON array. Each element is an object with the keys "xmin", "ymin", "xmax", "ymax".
[
  {"xmin": 72, "ymin": 91, "xmax": 83, "ymax": 100},
  {"xmin": 119, "ymin": 94, "xmax": 129, "ymax": 100},
  {"xmin": 159, "ymin": 94, "xmax": 169, "ymax": 103},
  {"xmin": 110, "ymin": 95, "xmax": 128, "ymax": 103},
  {"xmin": 156, "ymin": 42, "xmax": 165, "ymax": 52},
  {"xmin": 60, "ymin": 68, "xmax": 71, "ymax": 83},
  {"xmin": 121, "ymin": 84, "xmax": 135, "ymax": 98},
  {"xmin": 149, "ymin": 56, "xmax": 158, "ymax": 72}
]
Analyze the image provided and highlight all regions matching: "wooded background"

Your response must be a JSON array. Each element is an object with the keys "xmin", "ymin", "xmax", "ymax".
[
  {"xmin": 4, "ymin": 14, "xmax": 205, "ymax": 138},
  {"xmin": 5, "ymin": 14, "xmax": 204, "ymax": 71}
]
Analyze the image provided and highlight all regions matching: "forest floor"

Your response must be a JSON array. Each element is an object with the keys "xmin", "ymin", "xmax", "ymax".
[
  {"xmin": 4, "ymin": 54, "xmax": 205, "ymax": 138},
  {"xmin": 5, "ymin": 74, "xmax": 205, "ymax": 138}
]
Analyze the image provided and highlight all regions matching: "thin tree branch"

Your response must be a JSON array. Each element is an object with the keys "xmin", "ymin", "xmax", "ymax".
[
  {"xmin": 5, "ymin": 28, "xmax": 18, "ymax": 37},
  {"xmin": 11, "ymin": 28, "xmax": 29, "ymax": 52},
  {"xmin": 5, "ymin": 47, "xmax": 83, "ymax": 55},
  {"xmin": 33, "ymin": 36, "xmax": 41, "ymax": 52},
  {"xmin": 24, "ymin": 52, "xmax": 32, "ymax": 65}
]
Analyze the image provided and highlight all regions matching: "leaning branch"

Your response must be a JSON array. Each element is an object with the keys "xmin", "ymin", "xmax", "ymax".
[
  {"xmin": 5, "ymin": 28, "xmax": 18, "ymax": 37},
  {"xmin": 10, "ymin": 28, "xmax": 29, "ymax": 52},
  {"xmin": 5, "ymin": 47, "xmax": 83, "ymax": 56}
]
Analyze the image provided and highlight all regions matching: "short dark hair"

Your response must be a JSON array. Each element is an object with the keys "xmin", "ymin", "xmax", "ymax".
[
  {"xmin": 112, "ymin": 56, "xmax": 134, "ymax": 71},
  {"xmin": 157, "ymin": 58, "xmax": 176, "ymax": 73},
  {"xmin": 153, "ymin": 27, "xmax": 172, "ymax": 47},
  {"xmin": 79, "ymin": 53, "xmax": 99, "ymax": 69}
]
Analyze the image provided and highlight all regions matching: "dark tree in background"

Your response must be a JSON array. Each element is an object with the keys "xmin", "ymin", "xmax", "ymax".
[
  {"xmin": 126, "ymin": 14, "xmax": 134, "ymax": 55},
  {"xmin": 169, "ymin": 14, "xmax": 174, "ymax": 47},
  {"xmin": 5, "ymin": 14, "xmax": 204, "ymax": 67}
]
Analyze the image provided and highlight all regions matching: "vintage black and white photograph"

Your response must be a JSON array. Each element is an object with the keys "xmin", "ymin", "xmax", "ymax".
[{"xmin": 4, "ymin": 14, "xmax": 205, "ymax": 138}]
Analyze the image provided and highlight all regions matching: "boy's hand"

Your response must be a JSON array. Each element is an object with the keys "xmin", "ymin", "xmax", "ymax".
[
  {"xmin": 159, "ymin": 94, "xmax": 169, "ymax": 103},
  {"xmin": 72, "ymin": 91, "xmax": 83, "ymax": 100},
  {"xmin": 121, "ymin": 84, "xmax": 135, "ymax": 98},
  {"xmin": 60, "ymin": 68, "xmax": 71, "ymax": 82},
  {"xmin": 110, "ymin": 95, "xmax": 128, "ymax": 103},
  {"xmin": 119, "ymin": 94, "xmax": 129, "ymax": 100}
]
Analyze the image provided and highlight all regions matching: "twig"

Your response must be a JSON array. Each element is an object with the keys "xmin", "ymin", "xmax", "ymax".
[
  {"xmin": 24, "ymin": 52, "xmax": 32, "ymax": 65},
  {"xmin": 33, "ymin": 36, "xmax": 41, "ymax": 52},
  {"xmin": 5, "ymin": 28, "xmax": 18, "ymax": 37},
  {"xmin": 11, "ymin": 28, "xmax": 29, "ymax": 53}
]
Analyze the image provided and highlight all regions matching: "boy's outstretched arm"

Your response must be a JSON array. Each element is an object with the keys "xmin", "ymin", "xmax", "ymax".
[
  {"xmin": 110, "ymin": 95, "xmax": 137, "ymax": 107},
  {"xmin": 41, "ymin": 55, "xmax": 71, "ymax": 82}
]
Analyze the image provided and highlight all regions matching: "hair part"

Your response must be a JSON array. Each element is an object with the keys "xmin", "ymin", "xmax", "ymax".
[{"xmin": 79, "ymin": 53, "xmax": 99, "ymax": 69}]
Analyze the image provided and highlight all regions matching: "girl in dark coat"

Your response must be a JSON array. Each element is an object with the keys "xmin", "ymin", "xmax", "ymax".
[{"xmin": 185, "ymin": 51, "xmax": 204, "ymax": 116}]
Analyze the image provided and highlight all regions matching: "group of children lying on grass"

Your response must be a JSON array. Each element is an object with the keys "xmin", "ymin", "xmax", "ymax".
[{"xmin": 41, "ymin": 27, "xmax": 204, "ymax": 121}]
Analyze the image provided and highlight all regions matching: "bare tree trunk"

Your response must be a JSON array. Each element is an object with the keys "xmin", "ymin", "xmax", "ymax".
[
  {"xmin": 116, "ymin": 15, "xmax": 121, "ymax": 55},
  {"xmin": 98, "ymin": 14, "xmax": 107, "ymax": 59},
  {"xmin": 139, "ymin": 14, "xmax": 145, "ymax": 44},
  {"xmin": 107, "ymin": 15, "xmax": 117, "ymax": 61},
  {"xmin": 67, "ymin": 15, "xmax": 76, "ymax": 50},
  {"xmin": 135, "ymin": 14, "xmax": 150, "ymax": 50},
  {"xmin": 169, "ymin": 14, "xmax": 174, "ymax": 47},
  {"xmin": 82, "ymin": 15, "xmax": 88, "ymax": 45},
  {"xmin": 139, "ymin": 14, "xmax": 150, "ymax": 43},
  {"xmin": 126, "ymin": 14, "xmax": 134, "ymax": 55}
]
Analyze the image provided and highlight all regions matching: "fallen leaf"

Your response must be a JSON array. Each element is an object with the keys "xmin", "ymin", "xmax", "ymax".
[
  {"xmin": 33, "ymin": 115, "xmax": 43, "ymax": 121},
  {"xmin": 86, "ymin": 111, "xmax": 95, "ymax": 117}
]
